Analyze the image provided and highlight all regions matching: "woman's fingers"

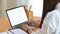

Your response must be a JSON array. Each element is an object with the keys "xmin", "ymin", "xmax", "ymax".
[{"xmin": 21, "ymin": 24, "xmax": 30, "ymax": 31}]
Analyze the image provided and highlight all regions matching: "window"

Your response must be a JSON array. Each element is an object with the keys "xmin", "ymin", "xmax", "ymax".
[{"xmin": 27, "ymin": 0, "xmax": 43, "ymax": 17}]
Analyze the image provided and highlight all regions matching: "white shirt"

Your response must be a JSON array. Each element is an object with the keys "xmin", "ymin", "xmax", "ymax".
[
  {"xmin": 42, "ymin": 9, "xmax": 60, "ymax": 34},
  {"xmin": 31, "ymin": 9, "xmax": 60, "ymax": 34}
]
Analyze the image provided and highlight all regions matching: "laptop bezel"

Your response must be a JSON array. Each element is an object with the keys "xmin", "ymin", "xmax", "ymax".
[{"xmin": 6, "ymin": 5, "xmax": 28, "ymax": 29}]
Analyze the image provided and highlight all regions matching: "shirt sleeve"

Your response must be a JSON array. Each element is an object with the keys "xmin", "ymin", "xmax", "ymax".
[
  {"xmin": 41, "ymin": 12, "xmax": 57, "ymax": 34},
  {"xmin": 31, "ymin": 12, "xmax": 58, "ymax": 34}
]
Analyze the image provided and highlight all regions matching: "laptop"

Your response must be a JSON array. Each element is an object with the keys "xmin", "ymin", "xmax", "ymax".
[
  {"xmin": 6, "ymin": 5, "xmax": 28, "ymax": 28},
  {"xmin": 6, "ymin": 5, "xmax": 36, "ymax": 29}
]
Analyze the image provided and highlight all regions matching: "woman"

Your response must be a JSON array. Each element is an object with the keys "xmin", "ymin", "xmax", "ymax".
[{"xmin": 21, "ymin": 2, "xmax": 60, "ymax": 34}]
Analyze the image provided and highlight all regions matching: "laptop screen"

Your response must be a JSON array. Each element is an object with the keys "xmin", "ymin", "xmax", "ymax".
[{"xmin": 6, "ymin": 6, "xmax": 28, "ymax": 27}]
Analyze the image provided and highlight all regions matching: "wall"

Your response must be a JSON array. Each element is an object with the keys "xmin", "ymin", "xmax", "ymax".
[
  {"xmin": 7, "ymin": 0, "xmax": 28, "ymax": 9},
  {"xmin": 7, "ymin": 0, "xmax": 17, "ymax": 9},
  {"xmin": 0, "ymin": 0, "xmax": 2, "ymax": 18},
  {"xmin": 16, "ymin": 0, "xmax": 28, "ymax": 6}
]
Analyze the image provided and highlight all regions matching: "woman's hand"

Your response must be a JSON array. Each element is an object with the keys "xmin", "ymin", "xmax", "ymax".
[
  {"xmin": 29, "ymin": 20, "xmax": 40, "ymax": 27},
  {"xmin": 21, "ymin": 24, "xmax": 33, "ymax": 34},
  {"xmin": 21, "ymin": 24, "xmax": 30, "ymax": 31}
]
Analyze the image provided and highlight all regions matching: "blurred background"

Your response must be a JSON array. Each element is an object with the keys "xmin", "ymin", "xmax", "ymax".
[{"xmin": 0, "ymin": 0, "xmax": 43, "ymax": 18}]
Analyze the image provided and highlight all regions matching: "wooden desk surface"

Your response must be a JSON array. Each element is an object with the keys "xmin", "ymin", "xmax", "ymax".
[{"xmin": 0, "ymin": 16, "xmax": 12, "ymax": 32}]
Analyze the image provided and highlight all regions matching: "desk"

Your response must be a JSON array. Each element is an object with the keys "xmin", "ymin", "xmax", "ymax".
[
  {"xmin": 0, "ymin": 16, "xmax": 41, "ymax": 33},
  {"xmin": 0, "ymin": 16, "xmax": 12, "ymax": 32}
]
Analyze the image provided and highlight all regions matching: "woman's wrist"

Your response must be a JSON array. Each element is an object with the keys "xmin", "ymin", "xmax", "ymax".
[{"xmin": 27, "ymin": 29, "xmax": 33, "ymax": 34}]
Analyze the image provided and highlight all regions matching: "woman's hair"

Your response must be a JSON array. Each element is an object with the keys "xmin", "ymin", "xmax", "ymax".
[{"xmin": 40, "ymin": 0, "xmax": 60, "ymax": 28}]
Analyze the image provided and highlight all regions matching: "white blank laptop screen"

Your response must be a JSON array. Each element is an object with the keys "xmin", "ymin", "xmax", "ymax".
[{"xmin": 7, "ymin": 6, "xmax": 28, "ymax": 26}]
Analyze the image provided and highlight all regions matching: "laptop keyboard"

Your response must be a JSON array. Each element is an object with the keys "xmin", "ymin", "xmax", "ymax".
[{"xmin": 13, "ymin": 21, "xmax": 28, "ymax": 28}]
